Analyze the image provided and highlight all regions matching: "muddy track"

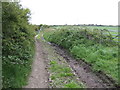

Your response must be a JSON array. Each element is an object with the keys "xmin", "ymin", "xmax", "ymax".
[{"xmin": 49, "ymin": 43, "xmax": 117, "ymax": 88}]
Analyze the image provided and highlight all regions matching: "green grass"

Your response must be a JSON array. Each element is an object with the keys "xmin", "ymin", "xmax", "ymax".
[
  {"xmin": 49, "ymin": 60, "xmax": 84, "ymax": 88},
  {"xmin": 70, "ymin": 44, "xmax": 118, "ymax": 81},
  {"xmin": 3, "ymin": 62, "xmax": 32, "ymax": 87},
  {"xmin": 43, "ymin": 27, "xmax": 119, "ymax": 84},
  {"xmin": 79, "ymin": 26, "xmax": 118, "ymax": 30},
  {"xmin": 52, "ymin": 25, "xmax": 118, "ymax": 30},
  {"xmin": 64, "ymin": 81, "xmax": 83, "ymax": 88}
]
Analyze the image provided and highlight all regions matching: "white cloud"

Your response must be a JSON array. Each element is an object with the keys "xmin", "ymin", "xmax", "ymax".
[{"xmin": 20, "ymin": 0, "xmax": 119, "ymax": 25}]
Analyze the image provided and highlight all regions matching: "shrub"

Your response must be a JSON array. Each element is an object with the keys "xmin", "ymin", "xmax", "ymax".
[{"xmin": 2, "ymin": 2, "xmax": 35, "ymax": 88}]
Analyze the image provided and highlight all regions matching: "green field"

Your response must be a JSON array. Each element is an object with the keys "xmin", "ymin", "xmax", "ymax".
[
  {"xmin": 79, "ymin": 26, "xmax": 118, "ymax": 30},
  {"xmin": 43, "ymin": 26, "xmax": 119, "ymax": 84},
  {"xmin": 52, "ymin": 25, "xmax": 119, "ymax": 42}
]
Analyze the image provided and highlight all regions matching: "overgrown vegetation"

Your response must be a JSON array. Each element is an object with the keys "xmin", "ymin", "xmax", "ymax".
[
  {"xmin": 43, "ymin": 27, "xmax": 118, "ymax": 83},
  {"xmin": 2, "ymin": 2, "xmax": 35, "ymax": 88}
]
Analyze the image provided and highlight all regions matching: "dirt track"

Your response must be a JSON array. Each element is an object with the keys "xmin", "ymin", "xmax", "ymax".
[
  {"xmin": 25, "ymin": 33, "xmax": 116, "ymax": 88},
  {"xmin": 53, "ymin": 44, "xmax": 116, "ymax": 88},
  {"xmin": 25, "ymin": 38, "xmax": 48, "ymax": 88}
]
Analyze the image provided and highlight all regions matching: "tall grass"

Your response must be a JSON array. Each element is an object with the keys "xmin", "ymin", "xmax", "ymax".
[{"xmin": 43, "ymin": 27, "xmax": 118, "ymax": 83}]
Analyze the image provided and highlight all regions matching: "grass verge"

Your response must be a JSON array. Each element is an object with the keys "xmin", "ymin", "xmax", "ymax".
[{"xmin": 43, "ymin": 27, "xmax": 119, "ymax": 84}]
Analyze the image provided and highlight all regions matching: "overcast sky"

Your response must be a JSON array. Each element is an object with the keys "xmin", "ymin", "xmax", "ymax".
[{"xmin": 20, "ymin": 0, "xmax": 119, "ymax": 25}]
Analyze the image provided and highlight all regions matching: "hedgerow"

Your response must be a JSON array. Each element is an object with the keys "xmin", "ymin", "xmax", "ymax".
[{"xmin": 2, "ymin": 2, "xmax": 35, "ymax": 88}]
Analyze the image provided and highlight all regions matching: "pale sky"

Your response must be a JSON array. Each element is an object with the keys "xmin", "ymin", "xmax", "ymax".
[{"xmin": 20, "ymin": 0, "xmax": 119, "ymax": 25}]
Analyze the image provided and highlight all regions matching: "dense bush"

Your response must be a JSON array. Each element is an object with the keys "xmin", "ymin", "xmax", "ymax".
[
  {"xmin": 44, "ymin": 27, "xmax": 118, "ymax": 82},
  {"xmin": 2, "ymin": 2, "xmax": 35, "ymax": 88}
]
